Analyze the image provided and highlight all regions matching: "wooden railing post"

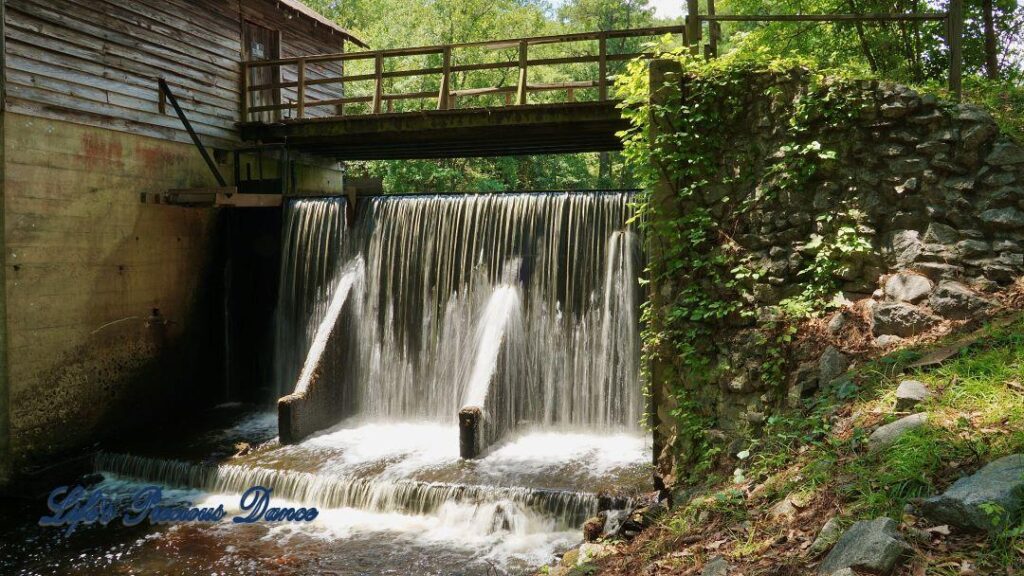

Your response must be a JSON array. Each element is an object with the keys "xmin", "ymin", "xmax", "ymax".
[
  {"xmin": 438, "ymin": 46, "xmax": 451, "ymax": 110},
  {"xmin": 296, "ymin": 58, "xmax": 306, "ymax": 119},
  {"xmin": 516, "ymin": 40, "xmax": 528, "ymax": 106},
  {"xmin": 685, "ymin": 0, "xmax": 701, "ymax": 55},
  {"xmin": 598, "ymin": 34, "xmax": 607, "ymax": 101},
  {"xmin": 948, "ymin": 0, "xmax": 963, "ymax": 101},
  {"xmin": 240, "ymin": 62, "xmax": 249, "ymax": 122},
  {"xmin": 372, "ymin": 53, "xmax": 384, "ymax": 114},
  {"xmin": 707, "ymin": 0, "xmax": 719, "ymax": 58}
]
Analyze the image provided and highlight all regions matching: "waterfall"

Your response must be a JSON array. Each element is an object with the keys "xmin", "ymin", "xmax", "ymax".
[
  {"xmin": 79, "ymin": 192, "xmax": 649, "ymax": 575},
  {"xmin": 274, "ymin": 197, "xmax": 349, "ymax": 399},
  {"xmin": 278, "ymin": 192, "xmax": 643, "ymax": 435},
  {"xmin": 95, "ymin": 452, "xmax": 604, "ymax": 528}
]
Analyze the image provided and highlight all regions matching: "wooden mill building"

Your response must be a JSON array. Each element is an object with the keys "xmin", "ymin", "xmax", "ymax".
[{"xmin": 0, "ymin": 0, "xmax": 364, "ymax": 485}]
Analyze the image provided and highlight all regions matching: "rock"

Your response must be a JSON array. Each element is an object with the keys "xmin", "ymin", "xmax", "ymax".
[
  {"xmin": 918, "ymin": 454, "xmax": 1024, "ymax": 532},
  {"xmin": 956, "ymin": 239, "xmax": 990, "ymax": 258},
  {"xmin": 895, "ymin": 380, "xmax": 932, "ymax": 411},
  {"xmin": 808, "ymin": 517, "xmax": 843, "ymax": 557},
  {"xmin": 827, "ymin": 312, "xmax": 847, "ymax": 334},
  {"xmin": 981, "ymin": 207, "xmax": 1024, "ymax": 230},
  {"xmin": 583, "ymin": 516, "xmax": 603, "ymax": 542},
  {"xmin": 883, "ymin": 272, "xmax": 933, "ymax": 303},
  {"xmin": 819, "ymin": 346, "xmax": 849, "ymax": 385},
  {"xmin": 889, "ymin": 230, "xmax": 922, "ymax": 267},
  {"xmin": 923, "ymin": 222, "xmax": 959, "ymax": 245},
  {"xmin": 577, "ymin": 542, "xmax": 613, "ymax": 566},
  {"xmin": 701, "ymin": 556, "xmax": 730, "ymax": 576},
  {"xmin": 827, "ymin": 570, "xmax": 856, "ymax": 576},
  {"xmin": 872, "ymin": 302, "xmax": 939, "ymax": 337},
  {"xmin": 817, "ymin": 517, "xmax": 911, "ymax": 575},
  {"xmin": 874, "ymin": 334, "xmax": 904, "ymax": 348},
  {"xmin": 986, "ymin": 142, "xmax": 1024, "ymax": 165},
  {"xmin": 880, "ymin": 102, "xmax": 908, "ymax": 119},
  {"xmin": 769, "ymin": 495, "xmax": 799, "ymax": 520},
  {"xmin": 868, "ymin": 413, "xmax": 928, "ymax": 451},
  {"xmin": 928, "ymin": 280, "xmax": 994, "ymax": 320}
]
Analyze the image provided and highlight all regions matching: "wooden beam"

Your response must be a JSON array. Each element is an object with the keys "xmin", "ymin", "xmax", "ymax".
[
  {"xmin": 598, "ymin": 35, "xmax": 607, "ymax": 101},
  {"xmin": 296, "ymin": 58, "xmax": 306, "ymax": 119},
  {"xmin": 948, "ymin": 0, "xmax": 964, "ymax": 101},
  {"xmin": 686, "ymin": 0, "xmax": 701, "ymax": 55},
  {"xmin": 517, "ymin": 40, "xmax": 528, "ymax": 106},
  {"xmin": 372, "ymin": 53, "xmax": 383, "ymax": 114},
  {"xmin": 707, "ymin": 0, "xmax": 719, "ymax": 57},
  {"xmin": 215, "ymin": 192, "xmax": 283, "ymax": 207},
  {"xmin": 437, "ymin": 46, "xmax": 451, "ymax": 110}
]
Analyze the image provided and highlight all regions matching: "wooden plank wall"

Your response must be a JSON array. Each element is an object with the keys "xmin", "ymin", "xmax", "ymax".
[
  {"xmin": 241, "ymin": 2, "xmax": 344, "ymax": 120},
  {"xmin": 4, "ymin": 0, "xmax": 346, "ymax": 148}
]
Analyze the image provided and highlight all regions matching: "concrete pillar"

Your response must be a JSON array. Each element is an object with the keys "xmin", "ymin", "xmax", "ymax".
[{"xmin": 459, "ymin": 406, "xmax": 483, "ymax": 459}]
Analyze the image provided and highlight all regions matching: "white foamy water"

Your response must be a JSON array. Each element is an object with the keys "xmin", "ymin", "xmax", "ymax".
[
  {"xmin": 92, "ymin": 474, "xmax": 580, "ymax": 572},
  {"xmin": 479, "ymin": 431, "xmax": 651, "ymax": 477},
  {"xmin": 282, "ymin": 419, "xmax": 649, "ymax": 482},
  {"xmin": 294, "ymin": 257, "xmax": 365, "ymax": 396}
]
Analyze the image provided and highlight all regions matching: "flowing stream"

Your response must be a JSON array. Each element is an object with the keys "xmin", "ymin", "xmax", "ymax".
[{"xmin": 2, "ymin": 192, "xmax": 648, "ymax": 576}]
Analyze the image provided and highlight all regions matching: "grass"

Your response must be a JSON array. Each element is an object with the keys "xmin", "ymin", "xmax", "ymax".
[{"xmin": 594, "ymin": 314, "xmax": 1024, "ymax": 575}]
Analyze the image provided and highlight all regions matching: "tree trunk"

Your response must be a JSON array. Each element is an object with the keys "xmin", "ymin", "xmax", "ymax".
[
  {"xmin": 848, "ymin": 0, "xmax": 879, "ymax": 73},
  {"xmin": 983, "ymin": 0, "xmax": 1000, "ymax": 79}
]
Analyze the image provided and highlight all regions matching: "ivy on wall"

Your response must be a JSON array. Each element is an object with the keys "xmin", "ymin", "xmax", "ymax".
[{"xmin": 617, "ymin": 47, "xmax": 876, "ymax": 480}]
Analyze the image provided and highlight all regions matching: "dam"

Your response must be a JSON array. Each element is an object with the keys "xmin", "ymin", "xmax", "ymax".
[{"xmin": 1, "ymin": 191, "xmax": 650, "ymax": 575}]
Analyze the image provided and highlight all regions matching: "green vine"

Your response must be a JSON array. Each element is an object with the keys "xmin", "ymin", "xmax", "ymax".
[{"xmin": 619, "ymin": 47, "xmax": 875, "ymax": 479}]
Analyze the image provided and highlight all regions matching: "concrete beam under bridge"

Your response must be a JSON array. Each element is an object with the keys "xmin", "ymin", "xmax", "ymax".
[{"xmin": 238, "ymin": 102, "xmax": 628, "ymax": 160}]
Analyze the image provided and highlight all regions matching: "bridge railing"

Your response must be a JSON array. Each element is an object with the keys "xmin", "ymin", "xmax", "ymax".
[{"xmin": 241, "ymin": 25, "xmax": 687, "ymax": 122}]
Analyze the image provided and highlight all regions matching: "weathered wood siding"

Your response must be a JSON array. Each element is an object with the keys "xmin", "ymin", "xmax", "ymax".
[{"xmin": 4, "ymin": 0, "xmax": 347, "ymax": 147}]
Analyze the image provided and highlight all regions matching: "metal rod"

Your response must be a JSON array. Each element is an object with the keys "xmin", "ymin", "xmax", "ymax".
[{"xmin": 158, "ymin": 78, "xmax": 226, "ymax": 187}]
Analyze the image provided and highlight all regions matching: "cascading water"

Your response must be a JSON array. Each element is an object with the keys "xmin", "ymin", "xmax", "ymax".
[
  {"xmin": 75, "ymin": 192, "xmax": 648, "ymax": 576},
  {"xmin": 285, "ymin": 192, "xmax": 644, "ymax": 433}
]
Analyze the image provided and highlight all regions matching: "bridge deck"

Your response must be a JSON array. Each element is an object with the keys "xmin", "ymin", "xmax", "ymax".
[
  {"xmin": 239, "ymin": 101, "xmax": 627, "ymax": 159},
  {"xmin": 237, "ymin": 25, "xmax": 685, "ymax": 159}
]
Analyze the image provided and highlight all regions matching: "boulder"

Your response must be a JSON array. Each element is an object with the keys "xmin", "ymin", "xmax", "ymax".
[
  {"xmin": 895, "ymin": 380, "xmax": 932, "ymax": 411},
  {"xmin": 918, "ymin": 454, "xmax": 1024, "ymax": 532},
  {"xmin": 928, "ymin": 281, "xmax": 994, "ymax": 321},
  {"xmin": 819, "ymin": 346, "xmax": 850, "ymax": 385},
  {"xmin": 808, "ymin": 517, "xmax": 843, "ymax": 557},
  {"xmin": 872, "ymin": 302, "xmax": 939, "ymax": 337},
  {"xmin": 868, "ymin": 413, "xmax": 928, "ymax": 452},
  {"xmin": 817, "ymin": 517, "xmax": 911, "ymax": 575},
  {"xmin": 883, "ymin": 272, "xmax": 933, "ymax": 303}
]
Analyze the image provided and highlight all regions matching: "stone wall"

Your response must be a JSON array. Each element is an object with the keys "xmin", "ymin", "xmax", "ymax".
[{"xmin": 647, "ymin": 61, "xmax": 1024, "ymax": 486}]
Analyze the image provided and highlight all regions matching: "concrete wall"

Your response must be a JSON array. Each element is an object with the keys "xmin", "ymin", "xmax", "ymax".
[{"xmin": 1, "ymin": 111, "xmax": 224, "ymax": 476}]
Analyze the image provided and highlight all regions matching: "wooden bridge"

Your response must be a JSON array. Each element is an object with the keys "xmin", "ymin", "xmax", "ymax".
[
  {"xmin": 238, "ymin": 25, "xmax": 688, "ymax": 159},
  {"xmin": 235, "ymin": 5, "xmax": 959, "ymax": 160}
]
